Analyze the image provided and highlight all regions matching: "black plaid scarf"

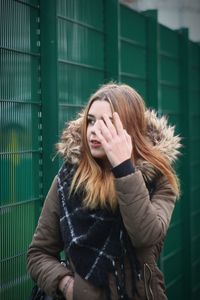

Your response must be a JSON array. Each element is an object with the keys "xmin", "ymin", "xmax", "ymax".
[{"xmin": 58, "ymin": 162, "xmax": 141, "ymax": 300}]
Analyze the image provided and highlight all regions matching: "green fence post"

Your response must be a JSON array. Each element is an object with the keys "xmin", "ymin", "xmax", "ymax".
[
  {"xmin": 179, "ymin": 28, "xmax": 191, "ymax": 300},
  {"xmin": 104, "ymin": 0, "xmax": 120, "ymax": 82},
  {"xmin": 40, "ymin": 1, "xmax": 59, "ymax": 197},
  {"xmin": 143, "ymin": 10, "xmax": 159, "ymax": 110}
]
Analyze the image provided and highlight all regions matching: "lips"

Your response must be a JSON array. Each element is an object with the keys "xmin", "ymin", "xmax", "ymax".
[{"xmin": 90, "ymin": 140, "xmax": 102, "ymax": 148}]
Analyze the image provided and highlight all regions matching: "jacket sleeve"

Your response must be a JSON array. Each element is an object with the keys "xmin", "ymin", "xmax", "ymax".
[
  {"xmin": 27, "ymin": 176, "xmax": 73, "ymax": 297},
  {"xmin": 115, "ymin": 170, "xmax": 176, "ymax": 248}
]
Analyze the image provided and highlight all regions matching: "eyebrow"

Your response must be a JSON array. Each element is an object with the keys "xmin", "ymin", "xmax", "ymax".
[
  {"xmin": 87, "ymin": 114, "xmax": 113, "ymax": 121},
  {"xmin": 87, "ymin": 114, "xmax": 95, "ymax": 119}
]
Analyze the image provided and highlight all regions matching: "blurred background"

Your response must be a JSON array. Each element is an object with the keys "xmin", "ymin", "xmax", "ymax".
[{"xmin": 0, "ymin": 0, "xmax": 200, "ymax": 299}]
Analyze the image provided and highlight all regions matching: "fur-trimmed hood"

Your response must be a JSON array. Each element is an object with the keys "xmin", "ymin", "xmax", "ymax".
[{"xmin": 57, "ymin": 110, "xmax": 181, "ymax": 183}]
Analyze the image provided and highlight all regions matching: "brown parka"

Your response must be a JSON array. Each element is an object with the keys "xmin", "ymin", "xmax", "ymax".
[{"xmin": 27, "ymin": 110, "xmax": 181, "ymax": 300}]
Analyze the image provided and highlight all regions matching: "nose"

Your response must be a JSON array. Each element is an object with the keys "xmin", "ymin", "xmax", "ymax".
[{"xmin": 91, "ymin": 120, "xmax": 99, "ymax": 134}]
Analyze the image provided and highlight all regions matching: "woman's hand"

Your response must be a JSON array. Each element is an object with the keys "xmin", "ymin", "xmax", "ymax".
[
  {"xmin": 59, "ymin": 275, "xmax": 74, "ymax": 300},
  {"xmin": 64, "ymin": 277, "xmax": 74, "ymax": 300},
  {"xmin": 94, "ymin": 112, "xmax": 133, "ymax": 167}
]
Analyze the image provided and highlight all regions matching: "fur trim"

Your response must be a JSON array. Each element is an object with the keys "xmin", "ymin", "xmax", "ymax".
[
  {"xmin": 56, "ymin": 110, "xmax": 181, "ymax": 182},
  {"xmin": 56, "ymin": 116, "xmax": 82, "ymax": 165},
  {"xmin": 145, "ymin": 110, "xmax": 181, "ymax": 164},
  {"xmin": 137, "ymin": 110, "xmax": 182, "ymax": 182}
]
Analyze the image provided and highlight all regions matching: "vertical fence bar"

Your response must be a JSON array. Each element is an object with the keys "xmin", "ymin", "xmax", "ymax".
[
  {"xmin": 40, "ymin": 0, "xmax": 59, "ymax": 197},
  {"xmin": 187, "ymin": 39, "xmax": 200, "ymax": 300},
  {"xmin": 143, "ymin": 10, "xmax": 159, "ymax": 109},
  {"xmin": 179, "ymin": 28, "xmax": 191, "ymax": 300},
  {"xmin": 104, "ymin": 0, "xmax": 120, "ymax": 82}
]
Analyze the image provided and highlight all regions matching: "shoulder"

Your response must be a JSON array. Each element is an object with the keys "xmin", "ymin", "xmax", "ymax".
[
  {"xmin": 42, "ymin": 176, "xmax": 59, "ymax": 214},
  {"xmin": 153, "ymin": 174, "xmax": 177, "ymax": 198}
]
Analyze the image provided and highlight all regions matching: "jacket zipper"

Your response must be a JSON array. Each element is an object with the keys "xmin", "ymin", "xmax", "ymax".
[{"xmin": 144, "ymin": 263, "xmax": 154, "ymax": 300}]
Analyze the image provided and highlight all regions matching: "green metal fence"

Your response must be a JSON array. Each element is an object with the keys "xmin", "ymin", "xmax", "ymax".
[
  {"xmin": 188, "ymin": 41, "xmax": 200, "ymax": 299},
  {"xmin": 57, "ymin": 0, "xmax": 105, "ymax": 136},
  {"xmin": 158, "ymin": 24, "xmax": 183, "ymax": 299},
  {"xmin": 1, "ymin": 1, "xmax": 200, "ymax": 299},
  {"xmin": 0, "ymin": 0, "xmax": 42, "ymax": 299}
]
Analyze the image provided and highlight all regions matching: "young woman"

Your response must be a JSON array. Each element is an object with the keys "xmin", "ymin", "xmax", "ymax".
[{"xmin": 27, "ymin": 83, "xmax": 181, "ymax": 300}]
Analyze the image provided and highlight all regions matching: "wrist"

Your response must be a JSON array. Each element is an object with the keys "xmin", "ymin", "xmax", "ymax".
[
  {"xmin": 112, "ymin": 159, "xmax": 135, "ymax": 178},
  {"xmin": 63, "ymin": 277, "xmax": 73, "ymax": 297},
  {"xmin": 59, "ymin": 275, "xmax": 73, "ymax": 296}
]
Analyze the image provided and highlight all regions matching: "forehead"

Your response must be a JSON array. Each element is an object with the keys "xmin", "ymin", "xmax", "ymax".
[{"xmin": 88, "ymin": 100, "xmax": 112, "ymax": 117}]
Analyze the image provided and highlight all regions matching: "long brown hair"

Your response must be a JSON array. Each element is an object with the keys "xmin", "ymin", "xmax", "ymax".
[{"xmin": 70, "ymin": 83, "xmax": 180, "ymax": 210}]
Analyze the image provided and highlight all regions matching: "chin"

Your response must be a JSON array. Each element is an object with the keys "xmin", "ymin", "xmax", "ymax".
[
  {"xmin": 90, "ymin": 149, "xmax": 106, "ymax": 160},
  {"xmin": 91, "ymin": 153, "xmax": 106, "ymax": 159}
]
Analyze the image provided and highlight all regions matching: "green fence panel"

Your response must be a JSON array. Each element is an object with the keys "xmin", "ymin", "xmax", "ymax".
[
  {"xmin": 0, "ymin": 0, "xmax": 42, "ymax": 299},
  {"xmin": 57, "ymin": 0, "xmax": 105, "ymax": 134},
  {"xmin": 158, "ymin": 24, "xmax": 185, "ymax": 300},
  {"xmin": 120, "ymin": 5, "xmax": 147, "ymax": 98},
  {"xmin": 189, "ymin": 41, "xmax": 200, "ymax": 300}
]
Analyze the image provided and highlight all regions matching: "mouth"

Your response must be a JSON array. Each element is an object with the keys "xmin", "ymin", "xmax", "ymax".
[{"xmin": 90, "ymin": 140, "xmax": 102, "ymax": 148}]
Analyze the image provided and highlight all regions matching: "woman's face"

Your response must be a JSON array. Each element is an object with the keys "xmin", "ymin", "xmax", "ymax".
[{"xmin": 86, "ymin": 100, "xmax": 113, "ymax": 159}]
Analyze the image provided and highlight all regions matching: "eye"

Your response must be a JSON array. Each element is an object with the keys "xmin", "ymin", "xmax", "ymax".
[{"xmin": 87, "ymin": 117, "xmax": 96, "ymax": 126}]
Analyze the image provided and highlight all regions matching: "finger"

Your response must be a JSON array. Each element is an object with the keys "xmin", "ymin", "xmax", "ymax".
[
  {"xmin": 125, "ymin": 130, "xmax": 133, "ymax": 153},
  {"xmin": 124, "ymin": 130, "xmax": 132, "ymax": 143},
  {"xmin": 113, "ymin": 112, "xmax": 124, "ymax": 135},
  {"xmin": 125, "ymin": 130, "xmax": 133, "ymax": 147},
  {"xmin": 98, "ymin": 119, "xmax": 113, "ymax": 142},
  {"xmin": 102, "ymin": 114, "xmax": 117, "ymax": 137}
]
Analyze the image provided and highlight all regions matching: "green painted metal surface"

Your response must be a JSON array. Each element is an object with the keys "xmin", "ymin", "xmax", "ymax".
[
  {"xmin": 0, "ymin": 0, "xmax": 42, "ymax": 299},
  {"xmin": 57, "ymin": 0, "xmax": 105, "ymax": 136},
  {"xmin": 188, "ymin": 41, "xmax": 200, "ymax": 300},
  {"xmin": 40, "ymin": 0, "xmax": 59, "ymax": 197},
  {"xmin": 178, "ymin": 28, "xmax": 191, "ymax": 300},
  {"xmin": 1, "ymin": 1, "xmax": 200, "ymax": 299},
  {"xmin": 143, "ymin": 10, "xmax": 159, "ymax": 108},
  {"xmin": 158, "ymin": 24, "xmax": 184, "ymax": 299},
  {"xmin": 104, "ymin": 0, "xmax": 120, "ymax": 82},
  {"xmin": 120, "ymin": 5, "xmax": 147, "ymax": 98}
]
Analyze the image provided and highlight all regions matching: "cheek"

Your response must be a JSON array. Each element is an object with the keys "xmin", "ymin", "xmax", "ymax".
[{"xmin": 86, "ymin": 126, "xmax": 90, "ymax": 142}]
